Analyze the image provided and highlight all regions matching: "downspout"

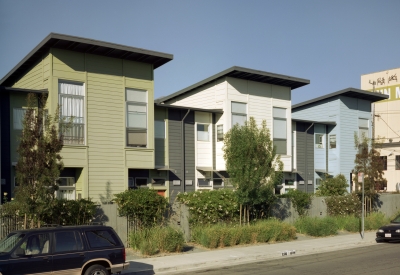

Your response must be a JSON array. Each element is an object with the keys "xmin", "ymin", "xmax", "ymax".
[
  {"xmin": 181, "ymin": 109, "xmax": 190, "ymax": 193},
  {"xmin": 305, "ymin": 123, "xmax": 314, "ymax": 193}
]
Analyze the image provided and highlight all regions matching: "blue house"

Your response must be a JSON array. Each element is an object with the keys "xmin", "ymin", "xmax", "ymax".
[{"xmin": 289, "ymin": 88, "xmax": 388, "ymax": 193}]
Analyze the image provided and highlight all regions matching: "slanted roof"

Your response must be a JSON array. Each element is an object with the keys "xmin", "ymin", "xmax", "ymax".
[
  {"xmin": 156, "ymin": 66, "xmax": 310, "ymax": 103},
  {"xmin": 1, "ymin": 33, "xmax": 173, "ymax": 87},
  {"xmin": 292, "ymin": 118, "xmax": 336, "ymax": 125},
  {"xmin": 292, "ymin": 88, "xmax": 389, "ymax": 110}
]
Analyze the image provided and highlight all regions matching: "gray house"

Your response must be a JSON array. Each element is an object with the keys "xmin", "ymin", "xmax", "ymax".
[{"xmin": 290, "ymin": 88, "xmax": 388, "ymax": 194}]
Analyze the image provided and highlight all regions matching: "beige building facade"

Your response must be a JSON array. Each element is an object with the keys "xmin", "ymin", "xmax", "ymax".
[{"xmin": 361, "ymin": 68, "xmax": 400, "ymax": 191}]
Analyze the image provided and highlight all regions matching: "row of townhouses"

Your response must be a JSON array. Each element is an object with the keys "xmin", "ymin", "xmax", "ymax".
[{"xmin": 0, "ymin": 33, "xmax": 395, "ymax": 204}]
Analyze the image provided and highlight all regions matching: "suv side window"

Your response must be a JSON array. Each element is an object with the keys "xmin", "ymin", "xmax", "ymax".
[
  {"xmin": 55, "ymin": 231, "xmax": 83, "ymax": 253},
  {"xmin": 14, "ymin": 233, "xmax": 50, "ymax": 256},
  {"xmin": 85, "ymin": 229, "xmax": 120, "ymax": 248}
]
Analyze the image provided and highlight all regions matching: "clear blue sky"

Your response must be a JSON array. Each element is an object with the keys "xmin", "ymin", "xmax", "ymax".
[{"xmin": 1, "ymin": 0, "xmax": 399, "ymax": 104}]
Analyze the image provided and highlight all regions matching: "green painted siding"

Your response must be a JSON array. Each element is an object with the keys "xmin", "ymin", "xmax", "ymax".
[
  {"xmin": 12, "ymin": 53, "xmax": 49, "ymax": 90},
  {"xmin": 50, "ymin": 49, "xmax": 155, "ymax": 200}
]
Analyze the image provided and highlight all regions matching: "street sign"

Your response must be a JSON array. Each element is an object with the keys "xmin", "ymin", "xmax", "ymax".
[{"xmin": 358, "ymin": 172, "xmax": 364, "ymax": 182}]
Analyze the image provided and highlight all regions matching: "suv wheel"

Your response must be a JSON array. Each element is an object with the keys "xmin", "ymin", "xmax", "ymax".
[{"xmin": 84, "ymin": 264, "xmax": 109, "ymax": 275}]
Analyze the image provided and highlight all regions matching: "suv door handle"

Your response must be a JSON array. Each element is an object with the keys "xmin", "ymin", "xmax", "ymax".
[
  {"xmin": 42, "ymin": 256, "xmax": 49, "ymax": 261},
  {"xmin": 79, "ymin": 253, "xmax": 85, "ymax": 257}
]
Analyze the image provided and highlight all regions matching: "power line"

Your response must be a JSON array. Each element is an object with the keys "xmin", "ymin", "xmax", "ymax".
[{"xmin": 375, "ymin": 115, "xmax": 400, "ymax": 138}]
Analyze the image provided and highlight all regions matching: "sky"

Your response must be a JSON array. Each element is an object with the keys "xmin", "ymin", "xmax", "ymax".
[{"xmin": 1, "ymin": 0, "xmax": 399, "ymax": 104}]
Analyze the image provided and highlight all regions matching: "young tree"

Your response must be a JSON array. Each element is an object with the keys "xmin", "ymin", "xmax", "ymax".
[
  {"xmin": 316, "ymin": 174, "xmax": 349, "ymax": 197},
  {"xmin": 353, "ymin": 133, "xmax": 386, "ymax": 213},
  {"xmin": 223, "ymin": 117, "xmax": 283, "ymax": 225},
  {"xmin": 15, "ymin": 93, "xmax": 66, "ymax": 227}
]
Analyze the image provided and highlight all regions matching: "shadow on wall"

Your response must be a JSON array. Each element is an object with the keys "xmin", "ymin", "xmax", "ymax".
[
  {"xmin": 270, "ymin": 198, "xmax": 292, "ymax": 221},
  {"xmin": 100, "ymin": 181, "xmax": 113, "ymax": 204}
]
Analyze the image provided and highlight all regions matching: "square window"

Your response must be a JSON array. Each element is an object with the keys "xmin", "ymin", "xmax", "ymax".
[
  {"xmin": 197, "ymin": 124, "xmax": 210, "ymax": 141},
  {"xmin": 315, "ymin": 134, "xmax": 324, "ymax": 148},
  {"xmin": 135, "ymin": 178, "xmax": 148, "ymax": 186}
]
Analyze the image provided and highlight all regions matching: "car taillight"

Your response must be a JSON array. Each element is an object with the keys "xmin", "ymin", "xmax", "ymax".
[{"xmin": 123, "ymin": 248, "xmax": 126, "ymax": 262}]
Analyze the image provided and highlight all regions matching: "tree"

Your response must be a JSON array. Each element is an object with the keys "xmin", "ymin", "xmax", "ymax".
[
  {"xmin": 316, "ymin": 174, "xmax": 349, "ymax": 197},
  {"xmin": 223, "ymin": 117, "xmax": 283, "ymax": 225},
  {"xmin": 353, "ymin": 133, "xmax": 386, "ymax": 213},
  {"xmin": 15, "ymin": 93, "xmax": 67, "ymax": 227}
]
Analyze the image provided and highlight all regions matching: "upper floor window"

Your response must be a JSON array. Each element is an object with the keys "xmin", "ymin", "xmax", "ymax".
[
  {"xmin": 231, "ymin": 102, "xmax": 247, "ymax": 126},
  {"xmin": 273, "ymin": 107, "xmax": 287, "ymax": 155},
  {"xmin": 59, "ymin": 82, "xmax": 85, "ymax": 145},
  {"xmin": 358, "ymin": 118, "xmax": 369, "ymax": 139},
  {"xmin": 396, "ymin": 155, "xmax": 400, "ymax": 170},
  {"xmin": 329, "ymin": 134, "xmax": 336, "ymax": 149},
  {"xmin": 217, "ymin": 125, "xmax": 224, "ymax": 141},
  {"xmin": 197, "ymin": 124, "xmax": 210, "ymax": 141},
  {"xmin": 126, "ymin": 89, "xmax": 147, "ymax": 147}
]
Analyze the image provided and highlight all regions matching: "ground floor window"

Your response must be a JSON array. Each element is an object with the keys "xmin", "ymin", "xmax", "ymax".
[{"xmin": 57, "ymin": 177, "xmax": 76, "ymax": 200}]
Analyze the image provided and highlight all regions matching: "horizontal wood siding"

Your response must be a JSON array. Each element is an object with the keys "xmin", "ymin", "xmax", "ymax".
[
  {"xmin": 168, "ymin": 110, "xmax": 183, "ymax": 203},
  {"xmin": 184, "ymin": 112, "xmax": 195, "ymax": 193},
  {"xmin": 12, "ymin": 53, "xmax": 49, "ymax": 90}
]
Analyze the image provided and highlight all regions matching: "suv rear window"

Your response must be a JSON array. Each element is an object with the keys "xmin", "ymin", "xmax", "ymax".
[{"xmin": 85, "ymin": 230, "xmax": 120, "ymax": 248}]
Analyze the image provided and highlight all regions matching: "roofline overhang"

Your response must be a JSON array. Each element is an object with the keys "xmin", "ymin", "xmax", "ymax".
[
  {"xmin": 292, "ymin": 88, "xmax": 389, "ymax": 110},
  {"xmin": 292, "ymin": 118, "xmax": 337, "ymax": 125},
  {"xmin": 154, "ymin": 103, "xmax": 223, "ymax": 114},
  {"xmin": 1, "ymin": 33, "xmax": 173, "ymax": 86},
  {"xmin": 0, "ymin": 86, "xmax": 48, "ymax": 94},
  {"xmin": 158, "ymin": 66, "xmax": 310, "ymax": 104}
]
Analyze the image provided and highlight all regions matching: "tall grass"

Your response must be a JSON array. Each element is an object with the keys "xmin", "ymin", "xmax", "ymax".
[
  {"xmin": 191, "ymin": 219, "xmax": 296, "ymax": 249},
  {"xmin": 130, "ymin": 226, "xmax": 184, "ymax": 256},
  {"xmin": 295, "ymin": 216, "xmax": 339, "ymax": 237}
]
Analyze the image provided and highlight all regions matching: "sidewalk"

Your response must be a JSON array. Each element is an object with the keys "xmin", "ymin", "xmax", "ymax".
[{"xmin": 122, "ymin": 231, "xmax": 378, "ymax": 275}]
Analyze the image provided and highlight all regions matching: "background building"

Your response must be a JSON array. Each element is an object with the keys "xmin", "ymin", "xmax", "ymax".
[{"xmin": 361, "ymin": 68, "xmax": 400, "ymax": 191}]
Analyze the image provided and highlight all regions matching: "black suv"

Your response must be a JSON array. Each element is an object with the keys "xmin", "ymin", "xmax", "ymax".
[{"xmin": 0, "ymin": 225, "xmax": 129, "ymax": 275}]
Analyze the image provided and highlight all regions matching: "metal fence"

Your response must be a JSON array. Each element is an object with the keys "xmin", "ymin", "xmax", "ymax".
[{"xmin": 0, "ymin": 211, "xmax": 25, "ymax": 239}]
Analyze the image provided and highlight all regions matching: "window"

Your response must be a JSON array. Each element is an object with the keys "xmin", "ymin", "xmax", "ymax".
[
  {"xmin": 380, "ymin": 156, "xmax": 387, "ymax": 170},
  {"xmin": 315, "ymin": 134, "xmax": 324, "ymax": 149},
  {"xmin": 213, "ymin": 179, "xmax": 224, "ymax": 188},
  {"xmin": 329, "ymin": 135, "xmax": 336, "ymax": 149},
  {"xmin": 17, "ymin": 233, "xmax": 50, "ymax": 256},
  {"xmin": 217, "ymin": 125, "xmax": 224, "ymax": 141},
  {"xmin": 197, "ymin": 124, "xmax": 210, "ymax": 141},
  {"xmin": 135, "ymin": 178, "xmax": 148, "ymax": 187},
  {"xmin": 273, "ymin": 107, "xmax": 287, "ymax": 154},
  {"xmin": 358, "ymin": 118, "xmax": 369, "ymax": 139},
  {"xmin": 152, "ymin": 178, "xmax": 165, "ymax": 186},
  {"xmin": 126, "ymin": 89, "xmax": 147, "ymax": 147},
  {"xmin": 59, "ymin": 82, "xmax": 85, "ymax": 145},
  {"xmin": 396, "ymin": 155, "xmax": 400, "ymax": 170},
  {"xmin": 85, "ymin": 229, "xmax": 120, "ymax": 248},
  {"xmin": 285, "ymin": 180, "xmax": 294, "ymax": 186},
  {"xmin": 232, "ymin": 102, "xmax": 247, "ymax": 126},
  {"xmin": 198, "ymin": 178, "xmax": 211, "ymax": 186},
  {"xmin": 13, "ymin": 108, "xmax": 27, "ymax": 130},
  {"xmin": 57, "ymin": 177, "xmax": 76, "ymax": 200},
  {"xmin": 55, "ymin": 231, "xmax": 83, "ymax": 253}
]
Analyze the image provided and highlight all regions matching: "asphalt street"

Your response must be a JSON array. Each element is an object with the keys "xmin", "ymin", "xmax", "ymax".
[{"xmin": 174, "ymin": 243, "xmax": 400, "ymax": 275}]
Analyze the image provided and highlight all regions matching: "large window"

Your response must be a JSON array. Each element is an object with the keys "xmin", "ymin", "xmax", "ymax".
[
  {"xmin": 59, "ymin": 82, "xmax": 85, "ymax": 144},
  {"xmin": 197, "ymin": 124, "xmax": 210, "ymax": 141},
  {"xmin": 273, "ymin": 107, "xmax": 287, "ymax": 154},
  {"xmin": 126, "ymin": 89, "xmax": 147, "ymax": 147},
  {"xmin": 13, "ymin": 108, "xmax": 26, "ymax": 130},
  {"xmin": 396, "ymin": 155, "xmax": 400, "ymax": 170},
  {"xmin": 232, "ymin": 102, "xmax": 247, "ymax": 126}
]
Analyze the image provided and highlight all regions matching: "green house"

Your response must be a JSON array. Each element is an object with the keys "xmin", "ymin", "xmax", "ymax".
[{"xmin": 0, "ymin": 33, "xmax": 173, "ymax": 202}]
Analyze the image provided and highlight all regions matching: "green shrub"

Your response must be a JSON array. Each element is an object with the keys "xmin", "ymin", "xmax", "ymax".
[
  {"xmin": 365, "ymin": 212, "xmax": 388, "ymax": 230},
  {"xmin": 315, "ymin": 174, "xmax": 349, "ymax": 196},
  {"xmin": 286, "ymin": 189, "xmax": 313, "ymax": 217},
  {"xmin": 295, "ymin": 217, "xmax": 338, "ymax": 237},
  {"xmin": 177, "ymin": 189, "xmax": 240, "ymax": 226},
  {"xmin": 130, "ymin": 226, "xmax": 184, "ymax": 256},
  {"xmin": 114, "ymin": 188, "xmax": 169, "ymax": 229},
  {"xmin": 334, "ymin": 215, "xmax": 360, "ymax": 232},
  {"xmin": 191, "ymin": 219, "xmax": 296, "ymax": 249},
  {"xmin": 326, "ymin": 193, "xmax": 361, "ymax": 217}
]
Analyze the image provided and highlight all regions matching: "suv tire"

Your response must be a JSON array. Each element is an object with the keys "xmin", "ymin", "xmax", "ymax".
[{"xmin": 84, "ymin": 264, "xmax": 109, "ymax": 275}]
